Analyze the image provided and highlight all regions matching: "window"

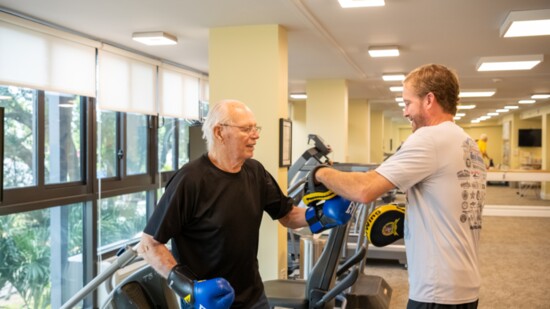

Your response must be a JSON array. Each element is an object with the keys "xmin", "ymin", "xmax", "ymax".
[
  {"xmin": 158, "ymin": 117, "xmax": 176, "ymax": 172},
  {"xmin": 0, "ymin": 203, "xmax": 86, "ymax": 309},
  {"xmin": 98, "ymin": 191, "xmax": 147, "ymax": 250},
  {"xmin": 45, "ymin": 91, "xmax": 83, "ymax": 184},
  {"xmin": 1, "ymin": 85, "xmax": 37, "ymax": 188},
  {"xmin": 126, "ymin": 113, "xmax": 148, "ymax": 175}
]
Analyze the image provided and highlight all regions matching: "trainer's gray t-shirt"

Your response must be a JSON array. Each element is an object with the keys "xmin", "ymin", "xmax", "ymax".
[{"xmin": 376, "ymin": 121, "xmax": 486, "ymax": 304}]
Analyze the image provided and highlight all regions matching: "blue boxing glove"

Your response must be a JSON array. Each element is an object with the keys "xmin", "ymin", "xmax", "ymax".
[
  {"xmin": 167, "ymin": 265, "xmax": 235, "ymax": 309},
  {"xmin": 306, "ymin": 196, "xmax": 355, "ymax": 234}
]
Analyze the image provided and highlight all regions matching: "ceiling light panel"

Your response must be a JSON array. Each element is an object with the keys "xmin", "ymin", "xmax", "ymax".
[
  {"xmin": 368, "ymin": 46, "xmax": 399, "ymax": 57},
  {"xmin": 338, "ymin": 0, "xmax": 385, "ymax": 8},
  {"xmin": 531, "ymin": 94, "xmax": 550, "ymax": 99},
  {"xmin": 382, "ymin": 74, "xmax": 405, "ymax": 81},
  {"xmin": 476, "ymin": 55, "xmax": 543, "ymax": 71},
  {"xmin": 518, "ymin": 99, "xmax": 536, "ymax": 104},
  {"xmin": 389, "ymin": 86, "xmax": 403, "ymax": 92},
  {"xmin": 290, "ymin": 93, "xmax": 307, "ymax": 100},
  {"xmin": 459, "ymin": 90, "xmax": 496, "ymax": 97},
  {"xmin": 132, "ymin": 32, "xmax": 178, "ymax": 46},
  {"xmin": 500, "ymin": 9, "xmax": 550, "ymax": 37}
]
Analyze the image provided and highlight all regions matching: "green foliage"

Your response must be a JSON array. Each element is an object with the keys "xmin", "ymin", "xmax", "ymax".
[{"xmin": 0, "ymin": 211, "xmax": 51, "ymax": 309}]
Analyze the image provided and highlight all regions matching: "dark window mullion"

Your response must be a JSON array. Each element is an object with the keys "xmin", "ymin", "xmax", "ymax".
[
  {"xmin": 118, "ymin": 112, "xmax": 125, "ymax": 180},
  {"xmin": 36, "ymin": 90, "xmax": 45, "ymax": 188}
]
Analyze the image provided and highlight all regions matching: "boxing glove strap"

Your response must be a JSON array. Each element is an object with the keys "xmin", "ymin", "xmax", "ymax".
[{"xmin": 167, "ymin": 264, "xmax": 196, "ymax": 304}]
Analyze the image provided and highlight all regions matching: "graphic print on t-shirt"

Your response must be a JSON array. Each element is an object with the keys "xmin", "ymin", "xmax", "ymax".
[{"xmin": 458, "ymin": 138, "xmax": 486, "ymax": 230}]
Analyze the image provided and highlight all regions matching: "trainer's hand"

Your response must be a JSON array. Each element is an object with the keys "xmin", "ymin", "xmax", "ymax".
[
  {"xmin": 168, "ymin": 265, "xmax": 234, "ymax": 309},
  {"xmin": 306, "ymin": 196, "xmax": 354, "ymax": 234},
  {"xmin": 302, "ymin": 164, "xmax": 335, "ymax": 205}
]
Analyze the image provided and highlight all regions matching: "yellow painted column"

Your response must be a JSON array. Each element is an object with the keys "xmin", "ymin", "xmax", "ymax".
[
  {"xmin": 306, "ymin": 80, "xmax": 349, "ymax": 162},
  {"xmin": 370, "ymin": 110, "xmax": 384, "ymax": 163},
  {"xmin": 348, "ymin": 99, "xmax": 370, "ymax": 164},
  {"xmin": 209, "ymin": 25, "xmax": 289, "ymax": 280}
]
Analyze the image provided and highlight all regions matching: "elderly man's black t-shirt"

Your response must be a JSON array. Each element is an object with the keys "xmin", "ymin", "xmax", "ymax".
[{"xmin": 144, "ymin": 153, "xmax": 294, "ymax": 308}]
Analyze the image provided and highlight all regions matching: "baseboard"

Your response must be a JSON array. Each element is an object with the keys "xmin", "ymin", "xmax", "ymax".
[{"xmin": 483, "ymin": 205, "xmax": 550, "ymax": 217}]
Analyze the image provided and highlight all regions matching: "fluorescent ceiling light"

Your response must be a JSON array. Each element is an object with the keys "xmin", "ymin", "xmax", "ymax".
[
  {"xmin": 457, "ymin": 104, "xmax": 476, "ymax": 110},
  {"xmin": 496, "ymin": 109, "xmax": 509, "ymax": 113},
  {"xmin": 453, "ymin": 116, "xmax": 462, "ymax": 120},
  {"xmin": 488, "ymin": 112, "xmax": 499, "ymax": 116},
  {"xmin": 368, "ymin": 46, "xmax": 399, "ymax": 58},
  {"xmin": 471, "ymin": 120, "xmax": 481, "ymax": 123},
  {"xmin": 505, "ymin": 105, "xmax": 519, "ymax": 109},
  {"xmin": 389, "ymin": 86, "xmax": 403, "ymax": 92},
  {"xmin": 455, "ymin": 113, "xmax": 466, "ymax": 117},
  {"xmin": 398, "ymin": 102, "xmax": 405, "ymax": 107},
  {"xmin": 518, "ymin": 99, "xmax": 536, "ymax": 104},
  {"xmin": 382, "ymin": 74, "xmax": 405, "ymax": 81},
  {"xmin": 500, "ymin": 9, "xmax": 550, "ymax": 37},
  {"xmin": 395, "ymin": 97, "xmax": 403, "ymax": 102},
  {"xmin": 132, "ymin": 32, "xmax": 178, "ymax": 46},
  {"xmin": 459, "ymin": 90, "xmax": 496, "ymax": 97},
  {"xmin": 338, "ymin": 0, "xmax": 385, "ymax": 8},
  {"xmin": 531, "ymin": 94, "xmax": 550, "ymax": 99},
  {"xmin": 477, "ymin": 55, "xmax": 543, "ymax": 71},
  {"xmin": 289, "ymin": 93, "xmax": 307, "ymax": 100}
]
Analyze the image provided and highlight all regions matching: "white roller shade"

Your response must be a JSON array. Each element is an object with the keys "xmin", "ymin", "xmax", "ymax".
[
  {"xmin": 159, "ymin": 65, "xmax": 201, "ymax": 120},
  {"xmin": 0, "ymin": 17, "xmax": 96, "ymax": 97},
  {"xmin": 98, "ymin": 46, "xmax": 158, "ymax": 115}
]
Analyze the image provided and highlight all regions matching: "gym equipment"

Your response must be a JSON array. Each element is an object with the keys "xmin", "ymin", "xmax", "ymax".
[
  {"xmin": 264, "ymin": 205, "xmax": 366, "ymax": 309},
  {"xmin": 365, "ymin": 203, "xmax": 405, "ymax": 247},
  {"xmin": 268, "ymin": 135, "xmax": 395, "ymax": 309},
  {"xmin": 60, "ymin": 244, "xmax": 179, "ymax": 309}
]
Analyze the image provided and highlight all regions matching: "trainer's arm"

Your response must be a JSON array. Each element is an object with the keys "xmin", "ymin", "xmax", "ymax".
[
  {"xmin": 278, "ymin": 206, "xmax": 307, "ymax": 229},
  {"xmin": 315, "ymin": 168, "xmax": 395, "ymax": 204},
  {"xmin": 138, "ymin": 233, "xmax": 177, "ymax": 278}
]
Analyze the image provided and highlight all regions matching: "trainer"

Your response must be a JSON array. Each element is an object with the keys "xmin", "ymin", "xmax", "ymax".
[
  {"xmin": 138, "ymin": 99, "xmax": 352, "ymax": 308},
  {"xmin": 311, "ymin": 64, "xmax": 486, "ymax": 309}
]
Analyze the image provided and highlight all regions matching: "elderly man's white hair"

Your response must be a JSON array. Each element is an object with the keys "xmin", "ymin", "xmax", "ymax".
[
  {"xmin": 479, "ymin": 133, "xmax": 488, "ymax": 141},
  {"xmin": 201, "ymin": 100, "xmax": 248, "ymax": 151}
]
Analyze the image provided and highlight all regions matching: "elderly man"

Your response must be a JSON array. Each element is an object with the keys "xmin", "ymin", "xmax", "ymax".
[{"xmin": 138, "ymin": 99, "xmax": 352, "ymax": 309}]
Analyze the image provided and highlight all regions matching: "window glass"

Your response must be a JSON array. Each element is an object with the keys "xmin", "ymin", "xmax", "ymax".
[
  {"xmin": 126, "ymin": 113, "xmax": 148, "ymax": 175},
  {"xmin": 178, "ymin": 120, "xmax": 191, "ymax": 168},
  {"xmin": 98, "ymin": 191, "xmax": 147, "ymax": 249},
  {"xmin": 97, "ymin": 110, "xmax": 117, "ymax": 178},
  {"xmin": 158, "ymin": 117, "xmax": 176, "ymax": 172},
  {"xmin": 0, "ymin": 203, "xmax": 85, "ymax": 308},
  {"xmin": 1, "ymin": 85, "xmax": 37, "ymax": 188},
  {"xmin": 45, "ymin": 91, "xmax": 82, "ymax": 184}
]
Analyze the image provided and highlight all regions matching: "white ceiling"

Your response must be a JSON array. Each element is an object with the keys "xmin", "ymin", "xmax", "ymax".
[{"xmin": 1, "ymin": 0, "xmax": 549, "ymax": 124}]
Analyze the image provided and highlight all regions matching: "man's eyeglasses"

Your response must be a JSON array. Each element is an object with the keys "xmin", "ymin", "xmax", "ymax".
[{"xmin": 220, "ymin": 123, "xmax": 262, "ymax": 134}]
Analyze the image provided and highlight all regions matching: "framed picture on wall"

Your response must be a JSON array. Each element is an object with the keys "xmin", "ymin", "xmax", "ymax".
[{"xmin": 279, "ymin": 118, "xmax": 292, "ymax": 167}]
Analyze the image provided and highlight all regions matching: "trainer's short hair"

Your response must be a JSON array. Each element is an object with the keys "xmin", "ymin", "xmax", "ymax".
[{"xmin": 404, "ymin": 64, "xmax": 460, "ymax": 115}]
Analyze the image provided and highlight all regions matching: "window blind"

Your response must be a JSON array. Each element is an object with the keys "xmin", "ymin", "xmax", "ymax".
[
  {"xmin": 159, "ymin": 64, "xmax": 201, "ymax": 120},
  {"xmin": 97, "ymin": 45, "xmax": 159, "ymax": 115},
  {"xmin": 0, "ymin": 14, "xmax": 97, "ymax": 97}
]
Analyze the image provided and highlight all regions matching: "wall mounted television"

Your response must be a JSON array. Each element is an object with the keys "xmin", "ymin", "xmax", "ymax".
[{"xmin": 518, "ymin": 128, "xmax": 542, "ymax": 147}]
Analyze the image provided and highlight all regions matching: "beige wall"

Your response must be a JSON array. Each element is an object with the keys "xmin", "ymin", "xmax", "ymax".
[{"xmin": 289, "ymin": 100, "xmax": 308, "ymax": 165}]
